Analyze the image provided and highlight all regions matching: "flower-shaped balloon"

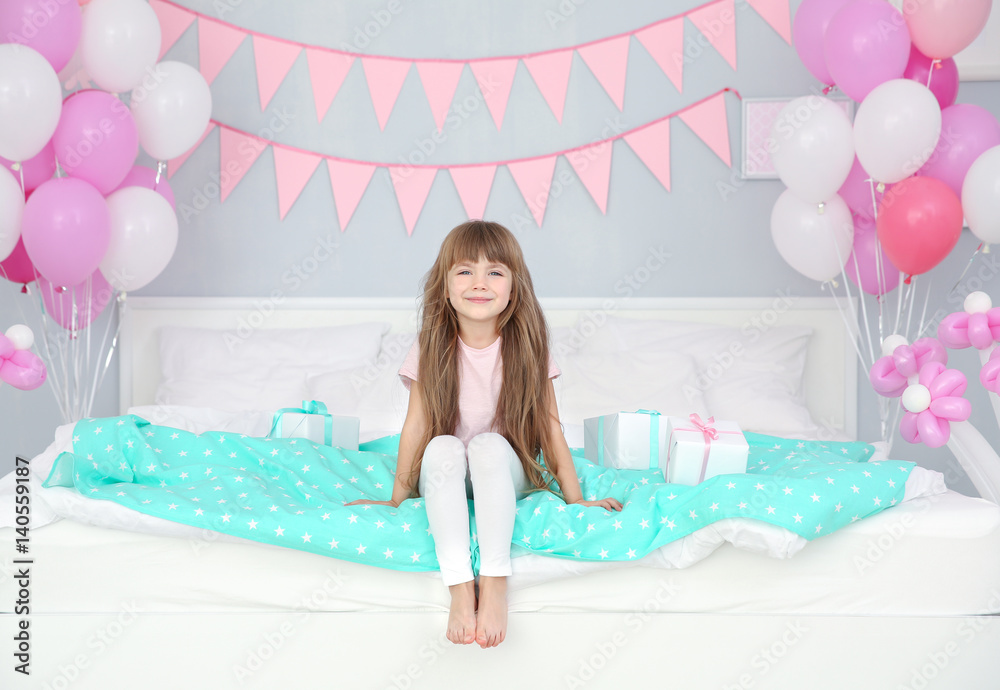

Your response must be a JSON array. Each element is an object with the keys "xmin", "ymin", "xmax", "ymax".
[
  {"xmin": 0, "ymin": 325, "xmax": 47, "ymax": 391},
  {"xmin": 938, "ymin": 291, "xmax": 1000, "ymax": 350},
  {"xmin": 869, "ymin": 335, "xmax": 948, "ymax": 397},
  {"xmin": 981, "ymin": 347, "xmax": 1000, "ymax": 393},
  {"xmin": 898, "ymin": 361, "xmax": 970, "ymax": 448}
]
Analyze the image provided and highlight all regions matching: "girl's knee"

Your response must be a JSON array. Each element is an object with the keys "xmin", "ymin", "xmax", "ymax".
[
  {"xmin": 467, "ymin": 433, "xmax": 517, "ymax": 478},
  {"xmin": 420, "ymin": 435, "xmax": 467, "ymax": 488},
  {"xmin": 424, "ymin": 434, "xmax": 465, "ymax": 461}
]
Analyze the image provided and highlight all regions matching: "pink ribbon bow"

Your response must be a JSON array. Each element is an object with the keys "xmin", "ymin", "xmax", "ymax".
[
  {"xmin": 688, "ymin": 413, "xmax": 719, "ymax": 441},
  {"xmin": 869, "ymin": 338, "xmax": 948, "ymax": 398},
  {"xmin": 0, "ymin": 333, "xmax": 47, "ymax": 391},
  {"xmin": 898, "ymin": 361, "xmax": 970, "ymax": 449},
  {"xmin": 938, "ymin": 308, "xmax": 1000, "ymax": 350}
]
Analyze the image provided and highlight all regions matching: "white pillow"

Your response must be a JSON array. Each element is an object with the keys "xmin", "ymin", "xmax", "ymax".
[
  {"xmin": 156, "ymin": 322, "xmax": 390, "ymax": 412},
  {"xmin": 573, "ymin": 315, "xmax": 819, "ymax": 436}
]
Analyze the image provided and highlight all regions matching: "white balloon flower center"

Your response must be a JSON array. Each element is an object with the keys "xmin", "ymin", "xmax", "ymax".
[
  {"xmin": 901, "ymin": 384, "xmax": 932, "ymax": 414},
  {"xmin": 964, "ymin": 291, "xmax": 992, "ymax": 314},
  {"xmin": 881, "ymin": 334, "xmax": 909, "ymax": 357}
]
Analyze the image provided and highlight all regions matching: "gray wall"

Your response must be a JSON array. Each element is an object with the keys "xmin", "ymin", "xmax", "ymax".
[{"xmin": 2, "ymin": 0, "xmax": 998, "ymax": 497}]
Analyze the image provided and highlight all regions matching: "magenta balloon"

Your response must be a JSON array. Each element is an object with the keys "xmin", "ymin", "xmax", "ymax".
[
  {"xmin": 838, "ymin": 157, "xmax": 893, "ymax": 220},
  {"xmin": 917, "ymin": 104, "xmax": 1000, "ymax": 199},
  {"xmin": 20, "ymin": 177, "xmax": 110, "ymax": 287},
  {"xmin": 112, "ymin": 165, "xmax": 176, "ymax": 209},
  {"xmin": 0, "ymin": 139, "xmax": 56, "ymax": 193},
  {"xmin": 0, "ymin": 0, "xmax": 82, "ymax": 73},
  {"xmin": 52, "ymin": 89, "xmax": 139, "ymax": 195},
  {"xmin": 902, "ymin": 45, "xmax": 959, "ymax": 110},
  {"xmin": 823, "ymin": 0, "xmax": 911, "ymax": 102},
  {"xmin": 37, "ymin": 269, "xmax": 113, "ymax": 331},
  {"xmin": 845, "ymin": 220, "xmax": 900, "ymax": 295},
  {"xmin": 792, "ymin": 0, "xmax": 854, "ymax": 85},
  {"xmin": 0, "ymin": 236, "xmax": 39, "ymax": 286}
]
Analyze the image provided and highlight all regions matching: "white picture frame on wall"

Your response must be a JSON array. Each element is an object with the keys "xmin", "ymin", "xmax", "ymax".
[{"xmin": 740, "ymin": 97, "xmax": 854, "ymax": 180}]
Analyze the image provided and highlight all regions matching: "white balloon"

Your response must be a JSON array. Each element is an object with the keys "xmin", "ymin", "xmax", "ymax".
[
  {"xmin": 4, "ymin": 324, "xmax": 34, "ymax": 350},
  {"xmin": 0, "ymin": 166, "xmax": 24, "ymax": 262},
  {"xmin": 901, "ymin": 384, "xmax": 931, "ymax": 413},
  {"xmin": 0, "ymin": 44, "xmax": 63, "ymax": 161},
  {"xmin": 964, "ymin": 290, "xmax": 992, "ymax": 314},
  {"xmin": 961, "ymin": 145, "xmax": 1000, "ymax": 244},
  {"xmin": 100, "ymin": 187, "xmax": 178, "ymax": 292},
  {"xmin": 130, "ymin": 61, "xmax": 212, "ymax": 161},
  {"xmin": 80, "ymin": 0, "xmax": 161, "ymax": 93},
  {"xmin": 881, "ymin": 334, "xmax": 909, "ymax": 357},
  {"xmin": 770, "ymin": 96, "xmax": 855, "ymax": 204},
  {"xmin": 854, "ymin": 79, "xmax": 942, "ymax": 184},
  {"xmin": 770, "ymin": 190, "xmax": 854, "ymax": 282}
]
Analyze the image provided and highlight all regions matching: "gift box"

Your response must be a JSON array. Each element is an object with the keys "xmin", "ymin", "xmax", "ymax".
[
  {"xmin": 663, "ymin": 414, "xmax": 748, "ymax": 486},
  {"xmin": 584, "ymin": 409, "xmax": 669, "ymax": 472},
  {"xmin": 270, "ymin": 400, "xmax": 360, "ymax": 450}
]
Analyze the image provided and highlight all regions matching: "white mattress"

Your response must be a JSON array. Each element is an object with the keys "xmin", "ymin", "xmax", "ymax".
[{"xmin": 5, "ymin": 490, "xmax": 998, "ymax": 617}]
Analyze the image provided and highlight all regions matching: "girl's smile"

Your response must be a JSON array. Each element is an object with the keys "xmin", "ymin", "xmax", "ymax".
[{"xmin": 448, "ymin": 259, "xmax": 512, "ymax": 328}]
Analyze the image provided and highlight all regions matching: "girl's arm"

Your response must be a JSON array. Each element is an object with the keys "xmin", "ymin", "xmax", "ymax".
[
  {"xmin": 543, "ymin": 379, "xmax": 622, "ymax": 512},
  {"xmin": 346, "ymin": 380, "xmax": 427, "ymax": 507}
]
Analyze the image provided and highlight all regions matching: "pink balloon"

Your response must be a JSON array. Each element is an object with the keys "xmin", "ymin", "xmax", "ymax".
[
  {"xmin": 21, "ymin": 177, "xmax": 110, "ymax": 287},
  {"xmin": 845, "ymin": 217, "xmax": 900, "ymax": 295},
  {"xmin": 902, "ymin": 45, "xmax": 959, "ymax": 110},
  {"xmin": 917, "ymin": 104, "xmax": 1000, "ymax": 199},
  {"xmin": 0, "ymin": 237, "xmax": 39, "ymax": 286},
  {"xmin": 53, "ymin": 90, "xmax": 139, "ymax": 195},
  {"xmin": 937, "ymin": 308, "xmax": 1000, "ymax": 349},
  {"xmin": 0, "ymin": 0, "xmax": 82, "ymax": 73},
  {"xmin": 980, "ymin": 348, "xmax": 1000, "ymax": 392},
  {"xmin": 0, "ymin": 348, "xmax": 47, "ymax": 390},
  {"xmin": 877, "ymin": 176, "xmax": 963, "ymax": 276},
  {"xmin": 838, "ymin": 157, "xmax": 893, "ymax": 221},
  {"xmin": 905, "ymin": 0, "xmax": 992, "ymax": 59},
  {"xmin": 0, "ymin": 139, "xmax": 56, "ymax": 193},
  {"xmin": 823, "ymin": 0, "xmax": 911, "ymax": 102},
  {"xmin": 37, "ymin": 269, "xmax": 113, "ymax": 331},
  {"xmin": 792, "ymin": 0, "xmax": 854, "ymax": 85},
  {"xmin": 112, "ymin": 165, "xmax": 175, "ymax": 209}
]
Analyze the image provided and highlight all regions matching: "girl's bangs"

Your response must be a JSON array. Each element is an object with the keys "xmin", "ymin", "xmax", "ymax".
[{"xmin": 445, "ymin": 221, "xmax": 518, "ymax": 269}]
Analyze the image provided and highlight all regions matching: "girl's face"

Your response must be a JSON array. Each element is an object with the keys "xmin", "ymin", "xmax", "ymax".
[{"xmin": 447, "ymin": 258, "xmax": 512, "ymax": 330}]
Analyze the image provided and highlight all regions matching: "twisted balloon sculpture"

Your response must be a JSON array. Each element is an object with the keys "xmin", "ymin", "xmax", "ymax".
[{"xmin": 0, "ymin": 325, "xmax": 47, "ymax": 391}]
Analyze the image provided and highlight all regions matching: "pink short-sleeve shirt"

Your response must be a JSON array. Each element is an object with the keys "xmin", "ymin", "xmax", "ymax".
[{"xmin": 398, "ymin": 335, "xmax": 561, "ymax": 447}]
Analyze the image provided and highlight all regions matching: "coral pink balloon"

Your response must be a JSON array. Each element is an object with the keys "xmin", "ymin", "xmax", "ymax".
[
  {"xmin": 903, "ymin": 45, "xmax": 959, "ymax": 110},
  {"xmin": 0, "ymin": 0, "xmax": 83, "ymax": 73},
  {"xmin": 905, "ymin": 0, "xmax": 992, "ymax": 59},
  {"xmin": 0, "ymin": 237, "xmax": 39, "ymax": 285},
  {"xmin": 918, "ymin": 104, "xmax": 1000, "ymax": 199},
  {"xmin": 53, "ymin": 89, "xmax": 138, "ymax": 195},
  {"xmin": 0, "ymin": 139, "xmax": 56, "ymax": 193},
  {"xmin": 112, "ymin": 165, "xmax": 175, "ymax": 209},
  {"xmin": 823, "ymin": 0, "xmax": 911, "ymax": 102},
  {"xmin": 792, "ymin": 0, "xmax": 853, "ymax": 85},
  {"xmin": 877, "ymin": 176, "xmax": 963, "ymax": 276},
  {"xmin": 845, "ymin": 217, "xmax": 900, "ymax": 295},
  {"xmin": 37, "ymin": 269, "xmax": 113, "ymax": 331},
  {"xmin": 838, "ymin": 156, "xmax": 893, "ymax": 221},
  {"xmin": 20, "ymin": 177, "xmax": 110, "ymax": 287}
]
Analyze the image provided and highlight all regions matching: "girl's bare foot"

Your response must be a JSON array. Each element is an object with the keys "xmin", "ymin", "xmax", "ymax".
[
  {"xmin": 446, "ymin": 580, "xmax": 477, "ymax": 645},
  {"xmin": 475, "ymin": 575, "xmax": 507, "ymax": 648}
]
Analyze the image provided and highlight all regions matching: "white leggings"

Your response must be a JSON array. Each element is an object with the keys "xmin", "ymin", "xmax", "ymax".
[{"xmin": 417, "ymin": 433, "xmax": 529, "ymax": 586}]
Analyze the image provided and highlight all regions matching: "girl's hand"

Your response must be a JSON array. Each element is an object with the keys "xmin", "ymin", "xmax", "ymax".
[
  {"xmin": 344, "ymin": 499, "xmax": 398, "ymax": 507},
  {"xmin": 574, "ymin": 498, "xmax": 623, "ymax": 511}
]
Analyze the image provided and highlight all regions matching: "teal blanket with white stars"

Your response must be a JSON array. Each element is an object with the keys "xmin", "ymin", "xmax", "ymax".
[{"xmin": 43, "ymin": 414, "xmax": 915, "ymax": 574}]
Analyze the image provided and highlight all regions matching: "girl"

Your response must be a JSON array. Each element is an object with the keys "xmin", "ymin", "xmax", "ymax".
[{"xmin": 348, "ymin": 220, "xmax": 622, "ymax": 649}]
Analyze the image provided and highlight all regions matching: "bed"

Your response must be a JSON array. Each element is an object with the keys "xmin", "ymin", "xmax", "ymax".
[{"xmin": 2, "ymin": 296, "xmax": 999, "ymax": 690}]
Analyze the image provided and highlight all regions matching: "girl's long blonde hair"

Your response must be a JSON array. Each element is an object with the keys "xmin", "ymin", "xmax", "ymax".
[{"xmin": 401, "ymin": 220, "xmax": 558, "ymax": 498}]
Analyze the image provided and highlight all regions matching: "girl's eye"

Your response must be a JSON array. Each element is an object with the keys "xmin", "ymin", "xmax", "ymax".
[{"xmin": 490, "ymin": 271, "xmax": 503, "ymax": 276}]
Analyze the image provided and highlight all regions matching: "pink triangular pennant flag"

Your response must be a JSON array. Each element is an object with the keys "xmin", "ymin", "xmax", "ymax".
[
  {"xmin": 306, "ymin": 50, "xmax": 354, "ymax": 123},
  {"xmin": 150, "ymin": 0, "xmax": 196, "ymax": 60},
  {"xmin": 507, "ymin": 156, "xmax": 557, "ymax": 227},
  {"xmin": 416, "ymin": 61, "xmax": 465, "ymax": 132},
  {"xmin": 635, "ymin": 18, "xmax": 684, "ymax": 94},
  {"xmin": 523, "ymin": 49, "xmax": 574, "ymax": 123},
  {"xmin": 678, "ymin": 93, "xmax": 731, "ymax": 166},
  {"xmin": 326, "ymin": 159, "xmax": 376, "ymax": 231},
  {"xmin": 450, "ymin": 165, "xmax": 496, "ymax": 219},
  {"xmin": 623, "ymin": 119, "xmax": 671, "ymax": 192},
  {"xmin": 577, "ymin": 35, "xmax": 630, "ymax": 110},
  {"xmin": 389, "ymin": 167, "xmax": 438, "ymax": 235},
  {"xmin": 566, "ymin": 142, "xmax": 614, "ymax": 214},
  {"xmin": 167, "ymin": 122, "xmax": 215, "ymax": 178},
  {"xmin": 747, "ymin": 0, "xmax": 791, "ymax": 43},
  {"xmin": 469, "ymin": 58, "xmax": 519, "ymax": 130},
  {"xmin": 198, "ymin": 17, "xmax": 248, "ymax": 84},
  {"xmin": 361, "ymin": 57, "xmax": 412, "ymax": 130},
  {"xmin": 219, "ymin": 126, "xmax": 268, "ymax": 202},
  {"xmin": 687, "ymin": 0, "xmax": 737, "ymax": 70},
  {"xmin": 253, "ymin": 35, "xmax": 302, "ymax": 110},
  {"xmin": 272, "ymin": 147, "xmax": 322, "ymax": 220}
]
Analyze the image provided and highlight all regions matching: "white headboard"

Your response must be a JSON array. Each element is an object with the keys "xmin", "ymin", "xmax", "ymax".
[{"xmin": 119, "ymin": 296, "xmax": 858, "ymax": 439}]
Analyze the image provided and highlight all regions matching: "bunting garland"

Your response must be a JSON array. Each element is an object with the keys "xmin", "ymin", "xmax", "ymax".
[
  {"xmin": 150, "ymin": 0, "xmax": 787, "ymax": 128},
  {"xmin": 168, "ymin": 89, "xmax": 740, "ymax": 233}
]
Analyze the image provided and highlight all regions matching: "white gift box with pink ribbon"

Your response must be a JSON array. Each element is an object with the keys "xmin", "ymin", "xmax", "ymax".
[{"xmin": 663, "ymin": 414, "xmax": 749, "ymax": 485}]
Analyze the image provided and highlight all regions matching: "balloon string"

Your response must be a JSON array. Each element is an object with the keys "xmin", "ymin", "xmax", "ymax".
[
  {"xmin": 155, "ymin": 160, "xmax": 165, "ymax": 187},
  {"xmin": 926, "ymin": 59, "xmax": 939, "ymax": 89},
  {"xmin": 945, "ymin": 243, "xmax": 985, "ymax": 298}
]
